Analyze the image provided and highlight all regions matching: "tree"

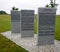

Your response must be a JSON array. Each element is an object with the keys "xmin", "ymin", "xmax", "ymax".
[{"xmin": 0, "ymin": 11, "xmax": 7, "ymax": 14}]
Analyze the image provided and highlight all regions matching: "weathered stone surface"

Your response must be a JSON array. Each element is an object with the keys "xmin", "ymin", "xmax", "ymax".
[
  {"xmin": 37, "ymin": 8, "xmax": 56, "ymax": 45},
  {"xmin": 11, "ymin": 11, "xmax": 20, "ymax": 22},
  {"xmin": 21, "ymin": 10, "xmax": 34, "ymax": 37},
  {"xmin": 11, "ymin": 11, "xmax": 21, "ymax": 33}
]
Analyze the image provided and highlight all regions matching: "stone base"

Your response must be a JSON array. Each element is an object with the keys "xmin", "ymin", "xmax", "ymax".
[
  {"xmin": 21, "ymin": 31, "xmax": 34, "ymax": 38},
  {"xmin": 1, "ymin": 31, "xmax": 60, "ymax": 52},
  {"xmin": 35, "ymin": 45, "xmax": 55, "ymax": 52}
]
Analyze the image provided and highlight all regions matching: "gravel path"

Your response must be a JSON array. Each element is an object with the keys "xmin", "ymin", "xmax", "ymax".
[{"xmin": 1, "ymin": 31, "xmax": 60, "ymax": 52}]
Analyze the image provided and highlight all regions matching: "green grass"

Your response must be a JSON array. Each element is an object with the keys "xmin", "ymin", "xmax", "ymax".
[
  {"xmin": 55, "ymin": 15, "xmax": 60, "ymax": 40},
  {"xmin": 34, "ymin": 14, "xmax": 38, "ymax": 34},
  {"xmin": 0, "ymin": 34, "xmax": 28, "ymax": 52},
  {"xmin": 0, "ymin": 15, "xmax": 28, "ymax": 52},
  {"xmin": 0, "ymin": 15, "xmax": 11, "ymax": 32}
]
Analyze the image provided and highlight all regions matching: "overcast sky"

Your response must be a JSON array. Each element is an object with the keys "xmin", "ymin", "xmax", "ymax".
[{"xmin": 0, "ymin": 0, "xmax": 60, "ymax": 14}]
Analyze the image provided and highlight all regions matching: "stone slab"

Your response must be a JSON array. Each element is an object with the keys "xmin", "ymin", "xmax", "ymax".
[
  {"xmin": 37, "ymin": 8, "xmax": 56, "ymax": 45},
  {"xmin": 11, "ymin": 22, "xmax": 21, "ymax": 33},
  {"xmin": 11, "ymin": 11, "xmax": 21, "ymax": 33},
  {"xmin": 21, "ymin": 10, "xmax": 34, "ymax": 37},
  {"xmin": 11, "ymin": 11, "xmax": 20, "ymax": 22}
]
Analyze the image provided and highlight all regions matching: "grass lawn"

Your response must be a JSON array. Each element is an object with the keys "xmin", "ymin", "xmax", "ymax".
[
  {"xmin": 55, "ymin": 15, "xmax": 60, "ymax": 40},
  {"xmin": 0, "ymin": 15, "xmax": 11, "ymax": 32},
  {"xmin": 34, "ymin": 14, "xmax": 38, "ymax": 34},
  {"xmin": 0, "ymin": 15, "xmax": 28, "ymax": 52},
  {"xmin": 0, "ymin": 34, "xmax": 28, "ymax": 52}
]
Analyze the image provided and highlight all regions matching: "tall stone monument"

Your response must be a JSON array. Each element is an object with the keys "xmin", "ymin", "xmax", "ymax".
[
  {"xmin": 21, "ymin": 10, "xmax": 34, "ymax": 37},
  {"xmin": 37, "ymin": 8, "xmax": 56, "ymax": 46},
  {"xmin": 11, "ymin": 10, "xmax": 21, "ymax": 33}
]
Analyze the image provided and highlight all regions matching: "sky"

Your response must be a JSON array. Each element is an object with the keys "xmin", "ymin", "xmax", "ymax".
[{"xmin": 0, "ymin": 0, "xmax": 60, "ymax": 14}]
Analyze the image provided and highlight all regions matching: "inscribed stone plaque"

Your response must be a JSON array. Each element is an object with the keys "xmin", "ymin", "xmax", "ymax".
[
  {"xmin": 11, "ymin": 10, "xmax": 21, "ymax": 33},
  {"xmin": 37, "ymin": 8, "xmax": 56, "ymax": 46},
  {"xmin": 11, "ymin": 11, "xmax": 20, "ymax": 22},
  {"xmin": 21, "ymin": 10, "xmax": 34, "ymax": 37}
]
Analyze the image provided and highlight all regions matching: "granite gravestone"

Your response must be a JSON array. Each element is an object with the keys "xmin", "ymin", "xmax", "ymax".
[
  {"xmin": 21, "ymin": 10, "xmax": 34, "ymax": 37},
  {"xmin": 11, "ymin": 10, "xmax": 21, "ymax": 33},
  {"xmin": 37, "ymin": 8, "xmax": 56, "ymax": 46}
]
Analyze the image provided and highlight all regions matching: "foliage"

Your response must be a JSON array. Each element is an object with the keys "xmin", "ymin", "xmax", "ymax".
[
  {"xmin": 45, "ymin": 0, "xmax": 58, "ymax": 8},
  {"xmin": 12, "ymin": 7, "xmax": 15, "ymax": 10},
  {"xmin": 15, "ymin": 8, "xmax": 18, "ymax": 10},
  {"xmin": 0, "ymin": 11, "xmax": 7, "ymax": 15},
  {"xmin": 12, "ymin": 6, "xmax": 19, "ymax": 11},
  {"xmin": 45, "ymin": 4, "xmax": 49, "ymax": 7}
]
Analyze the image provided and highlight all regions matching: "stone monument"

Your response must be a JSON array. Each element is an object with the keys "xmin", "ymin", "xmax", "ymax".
[
  {"xmin": 37, "ymin": 8, "xmax": 56, "ymax": 46},
  {"xmin": 21, "ymin": 10, "xmax": 34, "ymax": 37},
  {"xmin": 11, "ymin": 10, "xmax": 21, "ymax": 33},
  {"xmin": 36, "ymin": 8, "xmax": 56, "ymax": 52}
]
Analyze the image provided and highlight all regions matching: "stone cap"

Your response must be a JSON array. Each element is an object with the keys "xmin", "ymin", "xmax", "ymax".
[
  {"xmin": 11, "ymin": 10, "xmax": 20, "ymax": 15},
  {"xmin": 38, "ymin": 8, "xmax": 56, "ymax": 13},
  {"xmin": 20, "ymin": 10, "xmax": 34, "ymax": 14}
]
